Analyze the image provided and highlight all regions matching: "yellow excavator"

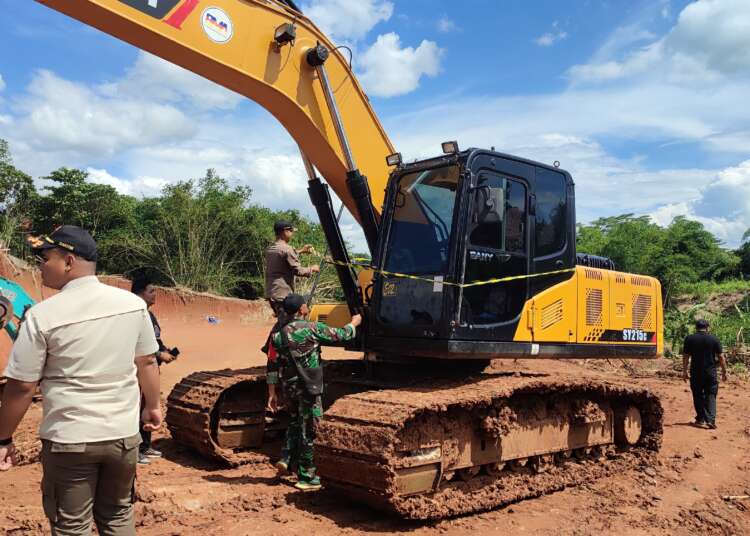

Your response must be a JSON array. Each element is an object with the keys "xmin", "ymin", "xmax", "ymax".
[{"xmin": 36, "ymin": 0, "xmax": 664, "ymax": 519}]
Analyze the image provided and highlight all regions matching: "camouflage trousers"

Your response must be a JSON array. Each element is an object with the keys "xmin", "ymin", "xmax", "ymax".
[{"xmin": 280, "ymin": 378, "xmax": 322, "ymax": 482}]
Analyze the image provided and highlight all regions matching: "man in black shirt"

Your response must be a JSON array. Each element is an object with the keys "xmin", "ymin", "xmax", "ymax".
[
  {"xmin": 682, "ymin": 319, "xmax": 727, "ymax": 429},
  {"xmin": 132, "ymin": 277, "xmax": 179, "ymax": 464}
]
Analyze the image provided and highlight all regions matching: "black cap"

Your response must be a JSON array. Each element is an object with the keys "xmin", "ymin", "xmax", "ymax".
[
  {"xmin": 282, "ymin": 293, "xmax": 305, "ymax": 314},
  {"xmin": 274, "ymin": 221, "xmax": 295, "ymax": 234},
  {"xmin": 27, "ymin": 225, "xmax": 98, "ymax": 262},
  {"xmin": 695, "ymin": 318, "xmax": 710, "ymax": 330}
]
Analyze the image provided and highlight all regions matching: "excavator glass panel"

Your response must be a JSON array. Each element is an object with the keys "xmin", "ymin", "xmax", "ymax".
[
  {"xmin": 377, "ymin": 166, "xmax": 460, "ymax": 329},
  {"xmin": 461, "ymin": 174, "xmax": 528, "ymax": 325},
  {"xmin": 383, "ymin": 166, "xmax": 459, "ymax": 275}
]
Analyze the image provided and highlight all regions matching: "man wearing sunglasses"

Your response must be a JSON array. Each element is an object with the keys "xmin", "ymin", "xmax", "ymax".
[{"xmin": 0, "ymin": 225, "xmax": 161, "ymax": 536}]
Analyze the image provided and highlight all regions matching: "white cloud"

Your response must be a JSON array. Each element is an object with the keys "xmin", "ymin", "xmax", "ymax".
[
  {"xmin": 650, "ymin": 160, "xmax": 750, "ymax": 246},
  {"xmin": 86, "ymin": 167, "xmax": 168, "ymax": 197},
  {"xmin": 99, "ymin": 52, "xmax": 243, "ymax": 111},
  {"xmin": 535, "ymin": 21, "xmax": 568, "ymax": 47},
  {"xmin": 358, "ymin": 33, "xmax": 442, "ymax": 97},
  {"xmin": 437, "ymin": 16, "xmax": 458, "ymax": 33},
  {"xmin": 569, "ymin": 0, "xmax": 750, "ymax": 84},
  {"xmin": 0, "ymin": 74, "xmax": 5, "ymax": 92},
  {"xmin": 667, "ymin": 0, "xmax": 750, "ymax": 76},
  {"xmin": 4, "ymin": 70, "xmax": 195, "ymax": 163},
  {"xmin": 302, "ymin": 0, "xmax": 393, "ymax": 41}
]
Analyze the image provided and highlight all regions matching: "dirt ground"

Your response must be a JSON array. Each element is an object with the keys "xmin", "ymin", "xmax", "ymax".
[{"xmin": 1, "ymin": 268, "xmax": 749, "ymax": 535}]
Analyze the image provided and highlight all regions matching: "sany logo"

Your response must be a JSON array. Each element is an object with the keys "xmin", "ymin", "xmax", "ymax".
[{"xmin": 469, "ymin": 250, "xmax": 494, "ymax": 262}]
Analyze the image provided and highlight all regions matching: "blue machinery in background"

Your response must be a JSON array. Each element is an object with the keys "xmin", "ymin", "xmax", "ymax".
[{"xmin": 0, "ymin": 278, "xmax": 36, "ymax": 342}]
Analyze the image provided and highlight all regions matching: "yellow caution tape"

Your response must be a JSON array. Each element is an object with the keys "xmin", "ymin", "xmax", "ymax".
[{"xmin": 319, "ymin": 256, "xmax": 575, "ymax": 288}]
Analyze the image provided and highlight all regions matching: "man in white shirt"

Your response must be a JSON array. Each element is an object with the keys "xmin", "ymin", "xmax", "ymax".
[{"xmin": 0, "ymin": 225, "xmax": 161, "ymax": 536}]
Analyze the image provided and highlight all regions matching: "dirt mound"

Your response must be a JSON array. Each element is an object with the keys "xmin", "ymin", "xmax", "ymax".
[{"xmin": 673, "ymin": 288, "xmax": 750, "ymax": 315}]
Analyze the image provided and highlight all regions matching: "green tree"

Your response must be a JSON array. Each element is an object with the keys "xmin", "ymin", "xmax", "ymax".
[
  {"xmin": 0, "ymin": 139, "xmax": 37, "ymax": 256},
  {"xmin": 32, "ymin": 167, "xmax": 137, "ymax": 239},
  {"xmin": 107, "ymin": 169, "xmax": 257, "ymax": 295},
  {"xmin": 656, "ymin": 217, "xmax": 739, "ymax": 296},
  {"xmin": 739, "ymin": 229, "xmax": 750, "ymax": 277},
  {"xmin": 576, "ymin": 214, "xmax": 740, "ymax": 304}
]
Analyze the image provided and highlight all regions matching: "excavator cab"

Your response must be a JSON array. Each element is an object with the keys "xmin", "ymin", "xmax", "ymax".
[{"xmin": 367, "ymin": 148, "xmax": 576, "ymax": 359}]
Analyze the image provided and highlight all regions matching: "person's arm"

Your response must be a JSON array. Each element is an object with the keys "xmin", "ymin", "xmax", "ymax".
[
  {"xmin": 310, "ymin": 314, "xmax": 363, "ymax": 344},
  {"xmin": 296, "ymin": 244, "xmax": 314, "ymax": 255},
  {"xmin": 0, "ymin": 311, "xmax": 46, "ymax": 470},
  {"xmin": 135, "ymin": 355, "xmax": 162, "ymax": 431},
  {"xmin": 682, "ymin": 354, "xmax": 690, "ymax": 382},
  {"xmin": 682, "ymin": 336, "xmax": 691, "ymax": 382},
  {"xmin": 135, "ymin": 309, "xmax": 161, "ymax": 430},
  {"xmin": 718, "ymin": 352, "xmax": 727, "ymax": 381},
  {"xmin": 285, "ymin": 247, "xmax": 319, "ymax": 277},
  {"xmin": 716, "ymin": 338, "xmax": 727, "ymax": 381},
  {"xmin": 0, "ymin": 379, "xmax": 37, "ymax": 470},
  {"xmin": 266, "ymin": 333, "xmax": 280, "ymax": 412}
]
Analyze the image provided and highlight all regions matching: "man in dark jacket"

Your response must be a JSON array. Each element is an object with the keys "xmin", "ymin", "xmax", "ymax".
[
  {"xmin": 132, "ymin": 277, "xmax": 179, "ymax": 464},
  {"xmin": 268, "ymin": 293, "xmax": 360, "ymax": 491},
  {"xmin": 682, "ymin": 319, "xmax": 727, "ymax": 429}
]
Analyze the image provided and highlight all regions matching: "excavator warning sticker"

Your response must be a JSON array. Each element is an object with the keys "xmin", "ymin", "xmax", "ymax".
[
  {"xmin": 119, "ymin": 0, "xmax": 181, "ymax": 19},
  {"xmin": 201, "ymin": 7, "xmax": 233, "ymax": 43},
  {"xmin": 119, "ymin": 1, "xmax": 200, "ymax": 29}
]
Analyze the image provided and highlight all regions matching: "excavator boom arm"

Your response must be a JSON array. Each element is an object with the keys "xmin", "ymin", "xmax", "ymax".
[{"xmin": 36, "ymin": 0, "xmax": 395, "ymax": 220}]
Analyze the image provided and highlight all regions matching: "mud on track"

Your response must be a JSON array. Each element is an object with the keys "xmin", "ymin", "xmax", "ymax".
[{"xmin": 317, "ymin": 373, "xmax": 662, "ymax": 519}]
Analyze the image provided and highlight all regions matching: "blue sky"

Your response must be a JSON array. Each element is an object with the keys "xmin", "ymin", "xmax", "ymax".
[{"xmin": 1, "ymin": 0, "xmax": 749, "ymax": 250}]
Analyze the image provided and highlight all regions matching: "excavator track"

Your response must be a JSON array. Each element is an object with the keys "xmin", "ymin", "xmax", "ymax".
[
  {"xmin": 166, "ymin": 367, "xmax": 273, "ymax": 466},
  {"xmin": 316, "ymin": 373, "xmax": 663, "ymax": 519},
  {"xmin": 166, "ymin": 360, "xmax": 367, "ymax": 466}
]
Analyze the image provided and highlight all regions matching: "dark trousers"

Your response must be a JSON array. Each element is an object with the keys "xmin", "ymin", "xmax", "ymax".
[
  {"xmin": 262, "ymin": 300, "xmax": 287, "ymax": 355},
  {"xmin": 139, "ymin": 395, "xmax": 151, "ymax": 453},
  {"xmin": 690, "ymin": 369, "xmax": 718, "ymax": 424},
  {"xmin": 41, "ymin": 434, "xmax": 141, "ymax": 536}
]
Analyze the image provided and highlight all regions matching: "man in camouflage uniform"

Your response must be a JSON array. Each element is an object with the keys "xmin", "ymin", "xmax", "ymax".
[
  {"xmin": 263, "ymin": 221, "xmax": 318, "ymax": 412},
  {"xmin": 268, "ymin": 293, "xmax": 361, "ymax": 491}
]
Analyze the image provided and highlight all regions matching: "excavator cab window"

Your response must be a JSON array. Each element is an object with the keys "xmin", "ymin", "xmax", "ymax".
[
  {"xmin": 382, "ymin": 166, "xmax": 459, "ymax": 276},
  {"xmin": 461, "ymin": 173, "xmax": 528, "ymax": 326},
  {"xmin": 376, "ymin": 165, "xmax": 460, "ymax": 329}
]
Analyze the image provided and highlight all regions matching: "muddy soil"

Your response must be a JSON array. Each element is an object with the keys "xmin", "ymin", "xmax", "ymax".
[
  {"xmin": 2, "ymin": 329, "xmax": 749, "ymax": 535},
  {"xmin": 1, "ymin": 261, "xmax": 749, "ymax": 534}
]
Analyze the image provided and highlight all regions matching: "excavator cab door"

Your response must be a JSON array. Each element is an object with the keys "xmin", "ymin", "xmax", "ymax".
[{"xmin": 451, "ymin": 154, "xmax": 533, "ymax": 341}]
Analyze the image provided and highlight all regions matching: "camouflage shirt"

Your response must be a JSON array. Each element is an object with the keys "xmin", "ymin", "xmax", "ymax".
[{"xmin": 267, "ymin": 320, "xmax": 356, "ymax": 384}]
